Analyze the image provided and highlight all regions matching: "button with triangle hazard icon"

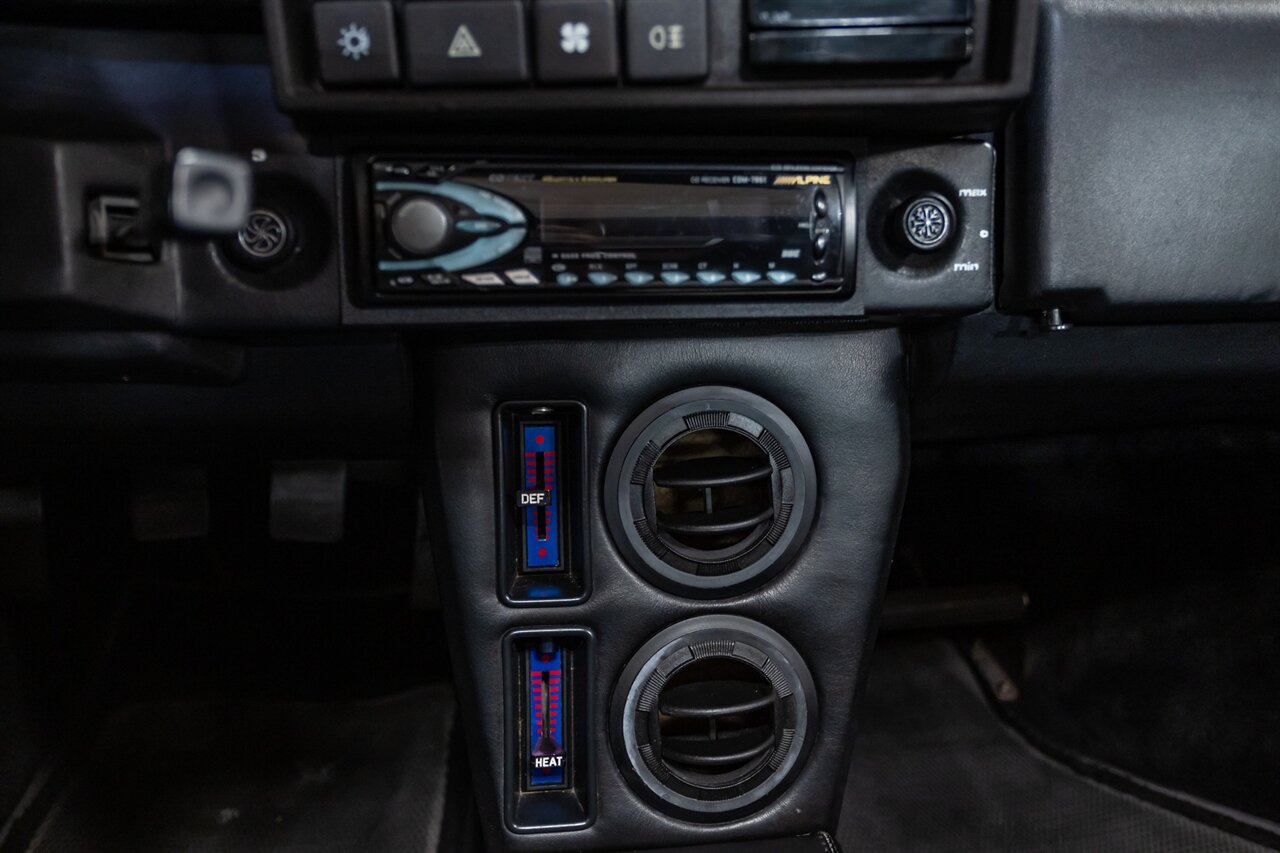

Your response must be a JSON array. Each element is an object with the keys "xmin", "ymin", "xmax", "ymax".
[
  {"xmin": 404, "ymin": 0, "xmax": 530, "ymax": 84},
  {"xmin": 447, "ymin": 25, "xmax": 483, "ymax": 59}
]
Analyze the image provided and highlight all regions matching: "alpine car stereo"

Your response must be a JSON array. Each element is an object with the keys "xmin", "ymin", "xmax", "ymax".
[{"xmin": 363, "ymin": 159, "xmax": 852, "ymax": 300}]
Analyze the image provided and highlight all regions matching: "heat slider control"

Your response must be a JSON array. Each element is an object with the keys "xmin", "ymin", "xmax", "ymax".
[{"xmin": 528, "ymin": 640, "xmax": 567, "ymax": 788}]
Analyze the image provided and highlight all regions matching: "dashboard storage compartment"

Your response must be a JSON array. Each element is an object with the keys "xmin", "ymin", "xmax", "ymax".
[{"xmin": 427, "ymin": 331, "xmax": 907, "ymax": 852}]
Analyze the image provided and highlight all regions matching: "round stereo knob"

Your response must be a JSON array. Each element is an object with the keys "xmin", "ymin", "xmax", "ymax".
[{"xmin": 389, "ymin": 197, "xmax": 452, "ymax": 257}]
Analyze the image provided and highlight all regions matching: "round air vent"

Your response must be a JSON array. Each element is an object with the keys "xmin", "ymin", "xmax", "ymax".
[
  {"xmin": 604, "ymin": 387, "xmax": 817, "ymax": 597},
  {"xmin": 611, "ymin": 615, "xmax": 817, "ymax": 821}
]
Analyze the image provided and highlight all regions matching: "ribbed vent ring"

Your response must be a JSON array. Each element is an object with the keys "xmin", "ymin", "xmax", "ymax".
[
  {"xmin": 605, "ymin": 388, "xmax": 818, "ymax": 597},
  {"xmin": 613, "ymin": 616, "xmax": 817, "ymax": 821}
]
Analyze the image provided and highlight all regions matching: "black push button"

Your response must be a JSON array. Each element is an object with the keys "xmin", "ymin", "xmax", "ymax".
[
  {"xmin": 389, "ymin": 198, "xmax": 453, "ymax": 256},
  {"xmin": 313, "ymin": 0, "xmax": 401, "ymax": 85},
  {"xmin": 813, "ymin": 228, "xmax": 831, "ymax": 261},
  {"xmin": 749, "ymin": 26, "xmax": 973, "ymax": 66},
  {"xmin": 404, "ymin": 0, "xmax": 530, "ymax": 85},
  {"xmin": 535, "ymin": 0, "xmax": 620, "ymax": 83},
  {"xmin": 625, "ymin": 0, "xmax": 709, "ymax": 82}
]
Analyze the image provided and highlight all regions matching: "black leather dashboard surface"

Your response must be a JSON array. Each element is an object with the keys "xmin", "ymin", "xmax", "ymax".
[{"xmin": 1006, "ymin": 0, "xmax": 1280, "ymax": 319}]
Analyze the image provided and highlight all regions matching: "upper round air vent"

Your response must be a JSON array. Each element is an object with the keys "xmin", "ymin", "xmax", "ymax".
[
  {"xmin": 604, "ymin": 387, "xmax": 817, "ymax": 597},
  {"xmin": 611, "ymin": 615, "xmax": 817, "ymax": 821}
]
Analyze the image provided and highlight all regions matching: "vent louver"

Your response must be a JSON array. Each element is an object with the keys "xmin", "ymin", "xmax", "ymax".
[
  {"xmin": 653, "ymin": 429, "xmax": 777, "ymax": 556},
  {"xmin": 657, "ymin": 659, "xmax": 778, "ymax": 779}
]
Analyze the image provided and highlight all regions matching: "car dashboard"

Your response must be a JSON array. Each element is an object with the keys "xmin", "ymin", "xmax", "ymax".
[{"xmin": 2, "ymin": 2, "xmax": 1280, "ymax": 852}]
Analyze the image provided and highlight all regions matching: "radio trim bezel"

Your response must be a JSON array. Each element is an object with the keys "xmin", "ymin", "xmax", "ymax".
[{"xmin": 351, "ymin": 153, "xmax": 858, "ymax": 306}]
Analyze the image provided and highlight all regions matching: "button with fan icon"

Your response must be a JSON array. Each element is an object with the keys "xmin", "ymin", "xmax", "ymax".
[{"xmin": 535, "ymin": 0, "xmax": 619, "ymax": 83}]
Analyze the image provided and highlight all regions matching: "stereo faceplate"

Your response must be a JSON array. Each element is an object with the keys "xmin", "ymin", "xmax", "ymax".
[{"xmin": 365, "ymin": 158, "xmax": 852, "ymax": 301}]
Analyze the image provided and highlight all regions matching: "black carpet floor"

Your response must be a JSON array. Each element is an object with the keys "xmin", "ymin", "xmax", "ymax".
[
  {"xmin": 896, "ymin": 428, "xmax": 1280, "ymax": 829},
  {"xmin": 1013, "ymin": 567, "xmax": 1280, "ymax": 827},
  {"xmin": 25, "ymin": 685, "xmax": 455, "ymax": 853},
  {"xmin": 839, "ymin": 638, "xmax": 1276, "ymax": 853}
]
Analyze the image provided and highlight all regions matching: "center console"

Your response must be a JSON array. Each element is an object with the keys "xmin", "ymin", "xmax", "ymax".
[{"xmin": 424, "ymin": 332, "xmax": 907, "ymax": 850}]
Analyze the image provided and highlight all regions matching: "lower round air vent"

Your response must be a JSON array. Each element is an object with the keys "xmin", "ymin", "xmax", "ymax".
[
  {"xmin": 611, "ymin": 615, "xmax": 817, "ymax": 821},
  {"xmin": 604, "ymin": 387, "xmax": 817, "ymax": 596}
]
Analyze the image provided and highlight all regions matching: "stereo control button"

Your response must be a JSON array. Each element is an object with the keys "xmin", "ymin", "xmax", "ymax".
[
  {"xmin": 661, "ymin": 271, "xmax": 691, "ymax": 284},
  {"xmin": 389, "ymin": 198, "xmax": 452, "ymax": 256},
  {"xmin": 456, "ymin": 218, "xmax": 504, "ymax": 235},
  {"xmin": 506, "ymin": 269, "xmax": 541, "ymax": 286},
  {"xmin": 588, "ymin": 272, "xmax": 618, "ymax": 286},
  {"xmin": 696, "ymin": 271, "xmax": 727, "ymax": 284},
  {"xmin": 767, "ymin": 270, "xmax": 797, "ymax": 284},
  {"xmin": 463, "ymin": 272, "xmax": 505, "ymax": 286},
  {"xmin": 556, "ymin": 272, "xmax": 580, "ymax": 286},
  {"xmin": 812, "ymin": 229, "xmax": 831, "ymax": 260},
  {"xmin": 732, "ymin": 270, "xmax": 763, "ymax": 284},
  {"xmin": 814, "ymin": 191, "xmax": 829, "ymax": 219},
  {"xmin": 426, "ymin": 227, "xmax": 526, "ymax": 272},
  {"xmin": 625, "ymin": 271, "xmax": 655, "ymax": 285}
]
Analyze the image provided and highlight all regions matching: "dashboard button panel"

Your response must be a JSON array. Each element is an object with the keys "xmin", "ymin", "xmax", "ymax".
[{"xmin": 267, "ymin": 0, "xmax": 1038, "ymax": 138}]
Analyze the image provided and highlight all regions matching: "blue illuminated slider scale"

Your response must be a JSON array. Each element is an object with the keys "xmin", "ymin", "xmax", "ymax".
[
  {"xmin": 520, "ymin": 424, "xmax": 561, "ymax": 571},
  {"xmin": 528, "ymin": 642, "xmax": 566, "ymax": 788}
]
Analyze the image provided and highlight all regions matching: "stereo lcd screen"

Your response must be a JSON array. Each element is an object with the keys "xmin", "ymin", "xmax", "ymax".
[{"xmin": 458, "ymin": 170, "xmax": 822, "ymax": 250}]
